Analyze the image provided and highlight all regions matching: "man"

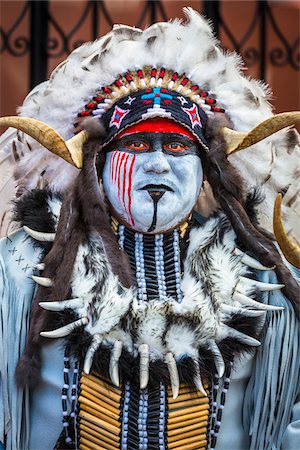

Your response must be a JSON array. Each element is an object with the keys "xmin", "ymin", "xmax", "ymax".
[{"xmin": 0, "ymin": 8, "xmax": 299, "ymax": 450}]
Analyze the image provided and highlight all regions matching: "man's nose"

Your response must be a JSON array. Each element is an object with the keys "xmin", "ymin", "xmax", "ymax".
[{"xmin": 142, "ymin": 151, "xmax": 171, "ymax": 174}]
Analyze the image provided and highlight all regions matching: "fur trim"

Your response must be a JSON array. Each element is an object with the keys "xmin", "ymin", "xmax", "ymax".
[{"xmin": 24, "ymin": 192, "xmax": 265, "ymax": 386}]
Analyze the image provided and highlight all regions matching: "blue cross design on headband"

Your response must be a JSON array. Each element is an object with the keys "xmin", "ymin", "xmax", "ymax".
[{"xmin": 141, "ymin": 88, "xmax": 173, "ymax": 107}]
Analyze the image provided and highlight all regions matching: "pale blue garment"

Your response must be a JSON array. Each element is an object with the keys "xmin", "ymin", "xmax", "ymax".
[
  {"xmin": 1, "ymin": 230, "xmax": 299, "ymax": 449},
  {"xmin": 242, "ymin": 267, "xmax": 300, "ymax": 450},
  {"xmin": 29, "ymin": 340, "xmax": 68, "ymax": 450},
  {"xmin": 0, "ymin": 230, "xmax": 41, "ymax": 450}
]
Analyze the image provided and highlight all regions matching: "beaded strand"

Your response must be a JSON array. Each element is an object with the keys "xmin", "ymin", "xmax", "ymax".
[
  {"xmin": 61, "ymin": 347, "xmax": 79, "ymax": 447},
  {"xmin": 135, "ymin": 233, "xmax": 147, "ymax": 302},
  {"xmin": 155, "ymin": 234, "xmax": 167, "ymax": 301},
  {"xmin": 138, "ymin": 388, "xmax": 149, "ymax": 450},
  {"xmin": 118, "ymin": 224, "xmax": 125, "ymax": 250},
  {"xmin": 210, "ymin": 361, "xmax": 233, "ymax": 450},
  {"xmin": 173, "ymin": 230, "xmax": 182, "ymax": 303},
  {"xmin": 121, "ymin": 381, "xmax": 131, "ymax": 450},
  {"xmin": 159, "ymin": 383, "xmax": 166, "ymax": 450}
]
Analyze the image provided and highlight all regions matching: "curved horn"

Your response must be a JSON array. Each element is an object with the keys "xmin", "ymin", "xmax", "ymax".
[
  {"xmin": 0, "ymin": 116, "xmax": 86, "ymax": 168},
  {"xmin": 273, "ymin": 193, "xmax": 300, "ymax": 268},
  {"xmin": 223, "ymin": 111, "xmax": 300, "ymax": 155}
]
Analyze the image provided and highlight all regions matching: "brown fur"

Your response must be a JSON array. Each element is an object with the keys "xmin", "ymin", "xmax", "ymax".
[
  {"xmin": 16, "ymin": 131, "xmax": 133, "ymax": 388},
  {"xmin": 204, "ymin": 113, "xmax": 300, "ymax": 318}
]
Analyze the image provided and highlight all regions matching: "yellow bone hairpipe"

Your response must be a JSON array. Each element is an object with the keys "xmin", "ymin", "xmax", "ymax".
[
  {"xmin": 80, "ymin": 378, "xmax": 121, "ymax": 406},
  {"xmin": 81, "ymin": 376, "xmax": 121, "ymax": 401},
  {"xmin": 175, "ymin": 442, "xmax": 207, "ymax": 450},
  {"xmin": 168, "ymin": 436, "xmax": 207, "ymax": 449},
  {"xmin": 168, "ymin": 424, "xmax": 207, "ymax": 437},
  {"xmin": 168, "ymin": 410, "xmax": 209, "ymax": 425},
  {"xmin": 89, "ymin": 373, "xmax": 122, "ymax": 395},
  {"xmin": 80, "ymin": 388, "xmax": 120, "ymax": 415},
  {"xmin": 80, "ymin": 445, "xmax": 91, "ymax": 450},
  {"xmin": 168, "ymin": 429, "xmax": 207, "ymax": 443},
  {"xmin": 80, "ymin": 429, "xmax": 117, "ymax": 450},
  {"xmin": 168, "ymin": 391, "xmax": 207, "ymax": 403},
  {"xmin": 79, "ymin": 395, "xmax": 120, "ymax": 421},
  {"xmin": 168, "ymin": 417, "xmax": 208, "ymax": 431},
  {"xmin": 169, "ymin": 397, "xmax": 209, "ymax": 409},
  {"xmin": 79, "ymin": 436, "xmax": 107, "ymax": 450},
  {"xmin": 80, "ymin": 424, "xmax": 119, "ymax": 447},
  {"xmin": 80, "ymin": 418, "xmax": 119, "ymax": 442},
  {"xmin": 168, "ymin": 403, "xmax": 209, "ymax": 418},
  {"xmin": 80, "ymin": 404, "xmax": 120, "ymax": 427},
  {"xmin": 79, "ymin": 410, "xmax": 120, "ymax": 434}
]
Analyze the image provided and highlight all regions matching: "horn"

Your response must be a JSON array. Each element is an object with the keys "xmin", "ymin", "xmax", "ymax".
[
  {"xmin": 222, "ymin": 111, "xmax": 300, "ymax": 155},
  {"xmin": 273, "ymin": 193, "xmax": 300, "ymax": 268},
  {"xmin": 0, "ymin": 116, "xmax": 87, "ymax": 168}
]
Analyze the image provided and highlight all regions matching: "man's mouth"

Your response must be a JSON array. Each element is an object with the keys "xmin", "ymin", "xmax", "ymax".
[{"xmin": 140, "ymin": 184, "xmax": 174, "ymax": 194}]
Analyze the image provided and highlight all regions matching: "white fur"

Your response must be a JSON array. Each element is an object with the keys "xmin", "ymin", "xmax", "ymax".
[{"xmin": 46, "ymin": 209, "xmax": 274, "ymax": 367}]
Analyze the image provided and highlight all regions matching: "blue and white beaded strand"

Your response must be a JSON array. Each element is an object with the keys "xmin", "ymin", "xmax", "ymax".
[
  {"xmin": 118, "ymin": 224, "xmax": 125, "ymax": 250},
  {"xmin": 173, "ymin": 230, "xmax": 182, "ymax": 303},
  {"xmin": 155, "ymin": 234, "xmax": 167, "ymax": 301},
  {"xmin": 210, "ymin": 361, "xmax": 233, "ymax": 450},
  {"xmin": 138, "ymin": 388, "xmax": 149, "ymax": 450},
  {"xmin": 135, "ymin": 233, "xmax": 147, "ymax": 302},
  {"xmin": 62, "ymin": 348, "xmax": 72, "ymax": 446},
  {"xmin": 61, "ymin": 347, "xmax": 79, "ymax": 447},
  {"xmin": 71, "ymin": 361, "xmax": 79, "ymax": 448},
  {"xmin": 210, "ymin": 373, "xmax": 219, "ymax": 443},
  {"xmin": 121, "ymin": 381, "xmax": 131, "ymax": 450},
  {"xmin": 159, "ymin": 383, "xmax": 166, "ymax": 450}
]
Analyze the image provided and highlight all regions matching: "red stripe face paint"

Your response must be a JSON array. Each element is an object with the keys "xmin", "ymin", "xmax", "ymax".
[
  {"xmin": 127, "ymin": 154, "xmax": 136, "ymax": 226},
  {"xmin": 118, "ymin": 153, "xmax": 127, "ymax": 199},
  {"xmin": 109, "ymin": 151, "xmax": 136, "ymax": 226}
]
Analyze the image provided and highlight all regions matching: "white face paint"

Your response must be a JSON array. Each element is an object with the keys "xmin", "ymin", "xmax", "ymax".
[{"xmin": 102, "ymin": 133, "xmax": 203, "ymax": 233}]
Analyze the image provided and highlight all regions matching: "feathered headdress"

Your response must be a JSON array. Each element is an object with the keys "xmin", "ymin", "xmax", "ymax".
[{"xmin": 0, "ymin": 7, "xmax": 299, "ymax": 263}]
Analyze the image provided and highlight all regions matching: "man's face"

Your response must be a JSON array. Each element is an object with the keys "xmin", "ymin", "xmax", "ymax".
[{"xmin": 102, "ymin": 131, "xmax": 203, "ymax": 233}]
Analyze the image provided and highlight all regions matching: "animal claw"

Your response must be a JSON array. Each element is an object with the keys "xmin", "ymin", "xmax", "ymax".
[
  {"xmin": 32, "ymin": 275, "xmax": 53, "ymax": 287},
  {"xmin": 233, "ymin": 248, "xmax": 274, "ymax": 270},
  {"xmin": 84, "ymin": 334, "xmax": 102, "ymax": 374},
  {"xmin": 109, "ymin": 340, "xmax": 123, "ymax": 387},
  {"xmin": 39, "ymin": 298, "xmax": 83, "ymax": 311},
  {"xmin": 223, "ymin": 325, "xmax": 261, "ymax": 347},
  {"xmin": 165, "ymin": 352, "xmax": 179, "ymax": 399},
  {"xmin": 139, "ymin": 344, "xmax": 149, "ymax": 390},
  {"xmin": 40, "ymin": 317, "xmax": 88, "ymax": 338},
  {"xmin": 207, "ymin": 340, "xmax": 225, "ymax": 378},
  {"xmin": 233, "ymin": 291, "xmax": 284, "ymax": 311},
  {"xmin": 24, "ymin": 225, "xmax": 55, "ymax": 242},
  {"xmin": 193, "ymin": 358, "xmax": 207, "ymax": 396}
]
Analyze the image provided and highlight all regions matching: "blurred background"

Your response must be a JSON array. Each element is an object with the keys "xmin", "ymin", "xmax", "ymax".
[{"xmin": 1, "ymin": 0, "xmax": 299, "ymax": 120}]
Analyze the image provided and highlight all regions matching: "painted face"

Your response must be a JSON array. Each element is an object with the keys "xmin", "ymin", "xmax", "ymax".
[{"xmin": 102, "ymin": 131, "xmax": 204, "ymax": 233}]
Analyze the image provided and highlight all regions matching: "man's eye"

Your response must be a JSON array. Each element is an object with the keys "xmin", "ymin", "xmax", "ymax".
[
  {"xmin": 164, "ymin": 142, "xmax": 187, "ymax": 153},
  {"xmin": 126, "ymin": 141, "xmax": 149, "ymax": 151}
]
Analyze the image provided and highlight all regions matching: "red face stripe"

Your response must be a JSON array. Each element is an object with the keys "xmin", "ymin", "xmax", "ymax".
[
  {"xmin": 110, "ymin": 151, "xmax": 118, "ymax": 182},
  {"xmin": 109, "ymin": 152, "xmax": 136, "ymax": 226},
  {"xmin": 122, "ymin": 154, "xmax": 130, "ymax": 206},
  {"xmin": 127, "ymin": 154, "xmax": 136, "ymax": 226},
  {"xmin": 118, "ymin": 153, "xmax": 127, "ymax": 199},
  {"xmin": 113, "ymin": 152, "xmax": 121, "ymax": 184}
]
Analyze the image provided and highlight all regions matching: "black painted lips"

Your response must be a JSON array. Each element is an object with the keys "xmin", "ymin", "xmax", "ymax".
[{"xmin": 140, "ymin": 184, "xmax": 174, "ymax": 193}]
